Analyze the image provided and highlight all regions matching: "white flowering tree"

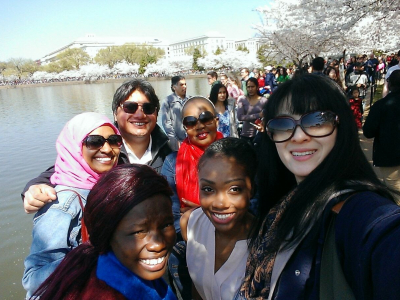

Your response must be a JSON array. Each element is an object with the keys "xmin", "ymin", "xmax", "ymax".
[
  {"xmin": 112, "ymin": 62, "xmax": 140, "ymax": 75},
  {"xmin": 144, "ymin": 56, "xmax": 193, "ymax": 76},
  {"xmin": 80, "ymin": 64, "xmax": 112, "ymax": 78},
  {"xmin": 198, "ymin": 50, "xmax": 262, "ymax": 70},
  {"xmin": 256, "ymin": 0, "xmax": 400, "ymax": 66}
]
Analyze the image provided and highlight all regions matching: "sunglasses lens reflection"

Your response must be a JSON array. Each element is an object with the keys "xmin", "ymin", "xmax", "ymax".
[
  {"xmin": 267, "ymin": 112, "xmax": 337, "ymax": 142},
  {"xmin": 84, "ymin": 135, "xmax": 123, "ymax": 150},
  {"xmin": 183, "ymin": 111, "xmax": 215, "ymax": 129},
  {"xmin": 122, "ymin": 102, "xmax": 156, "ymax": 114}
]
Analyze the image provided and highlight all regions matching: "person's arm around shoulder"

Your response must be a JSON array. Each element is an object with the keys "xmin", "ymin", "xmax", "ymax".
[
  {"xmin": 180, "ymin": 208, "xmax": 196, "ymax": 242},
  {"xmin": 22, "ymin": 166, "xmax": 57, "ymax": 214},
  {"xmin": 22, "ymin": 190, "xmax": 80, "ymax": 297}
]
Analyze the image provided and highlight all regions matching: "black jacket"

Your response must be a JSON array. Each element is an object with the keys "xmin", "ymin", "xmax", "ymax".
[
  {"xmin": 21, "ymin": 124, "xmax": 172, "ymax": 198},
  {"xmin": 363, "ymin": 89, "xmax": 400, "ymax": 167}
]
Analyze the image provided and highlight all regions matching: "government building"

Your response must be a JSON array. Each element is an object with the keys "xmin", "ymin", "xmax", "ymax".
[{"xmin": 40, "ymin": 33, "xmax": 263, "ymax": 64}]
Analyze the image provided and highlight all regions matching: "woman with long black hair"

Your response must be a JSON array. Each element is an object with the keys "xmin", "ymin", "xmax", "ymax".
[
  {"xmin": 238, "ymin": 74, "xmax": 400, "ymax": 300},
  {"xmin": 237, "ymin": 77, "xmax": 268, "ymax": 143}
]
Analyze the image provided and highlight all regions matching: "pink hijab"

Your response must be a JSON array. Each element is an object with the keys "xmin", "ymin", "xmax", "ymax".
[{"xmin": 50, "ymin": 112, "xmax": 119, "ymax": 190}]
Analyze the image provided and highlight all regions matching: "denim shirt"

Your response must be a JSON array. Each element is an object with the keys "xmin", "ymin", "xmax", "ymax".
[
  {"xmin": 160, "ymin": 93, "xmax": 189, "ymax": 151},
  {"xmin": 160, "ymin": 152, "xmax": 181, "ymax": 235},
  {"xmin": 22, "ymin": 185, "xmax": 89, "ymax": 298}
]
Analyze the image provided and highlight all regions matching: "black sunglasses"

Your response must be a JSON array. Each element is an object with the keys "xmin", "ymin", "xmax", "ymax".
[
  {"xmin": 182, "ymin": 111, "xmax": 216, "ymax": 129},
  {"xmin": 266, "ymin": 111, "xmax": 339, "ymax": 143},
  {"xmin": 82, "ymin": 134, "xmax": 123, "ymax": 150},
  {"xmin": 120, "ymin": 101, "xmax": 157, "ymax": 115}
]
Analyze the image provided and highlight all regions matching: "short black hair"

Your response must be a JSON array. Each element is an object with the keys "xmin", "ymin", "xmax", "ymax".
[
  {"xmin": 207, "ymin": 71, "xmax": 218, "ymax": 79},
  {"xmin": 389, "ymin": 70, "xmax": 400, "ymax": 91},
  {"xmin": 171, "ymin": 75, "xmax": 185, "ymax": 93},
  {"xmin": 198, "ymin": 137, "xmax": 258, "ymax": 186},
  {"xmin": 311, "ymin": 57, "xmax": 325, "ymax": 71},
  {"xmin": 112, "ymin": 79, "xmax": 160, "ymax": 115}
]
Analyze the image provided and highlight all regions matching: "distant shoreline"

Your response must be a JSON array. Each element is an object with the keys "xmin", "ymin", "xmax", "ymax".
[{"xmin": 0, "ymin": 74, "xmax": 206, "ymax": 90}]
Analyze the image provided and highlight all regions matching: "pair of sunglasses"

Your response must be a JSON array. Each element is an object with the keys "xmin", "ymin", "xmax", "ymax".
[
  {"xmin": 266, "ymin": 111, "xmax": 339, "ymax": 143},
  {"xmin": 182, "ymin": 111, "xmax": 216, "ymax": 129},
  {"xmin": 120, "ymin": 101, "xmax": 157, "ymax": 115},
  {"xmin": 82, "ymin": 134, "xmax": 123, "ymax": 150}
]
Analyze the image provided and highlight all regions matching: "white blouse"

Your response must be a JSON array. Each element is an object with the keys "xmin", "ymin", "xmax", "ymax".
[{"xmin": 186, "ymin": 208, "xmax": 249, "ymax": 300}]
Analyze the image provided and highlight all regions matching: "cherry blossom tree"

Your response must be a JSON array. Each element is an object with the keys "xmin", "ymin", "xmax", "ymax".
[
  {"xmin": 197, "ymin": 50, "xmax": 262, "ymax": 70},
  {"xmin": 256, "ymin": 0, "xmax": 400, "ymax": 66},
  {"xmin": 112, "ymin": 62, "xmax": 139, "ymax": 75},
  {"xmin": 80, "ymin": 64, "xmax": 112, "ymax": 78},
  {"xmin": 144, "ymin": 56, "xmax": 193, "ymax": 76}
]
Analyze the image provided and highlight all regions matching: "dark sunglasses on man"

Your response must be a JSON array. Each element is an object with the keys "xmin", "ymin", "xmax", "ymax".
[
  {"xmin": 120, "ymin": 101, "xmax": 157, "ymax": 115},
  {"xmin": 182, "ymin": 111, "xmax": 217, "ymax": 130},
  {"xmin": 82, "ymin": 134, "xmax": 123, "ymax": 150}
]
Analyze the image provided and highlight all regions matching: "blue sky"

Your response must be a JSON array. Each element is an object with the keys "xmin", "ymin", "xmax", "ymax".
[{"xmin": 1, "ymin": 0, "xmax": 268, "ymax": 61}]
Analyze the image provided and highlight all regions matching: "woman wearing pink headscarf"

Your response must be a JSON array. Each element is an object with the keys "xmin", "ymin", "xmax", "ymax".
[{"xmin": 23, "ymin": 112, "xmax": 122, "ymax": 298}]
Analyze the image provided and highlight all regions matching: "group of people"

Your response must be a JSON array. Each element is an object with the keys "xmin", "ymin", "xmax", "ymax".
[
  {"xmin": 20, "ymin": 63, "xmax": 400, "ymax": 299},
  {"xmin": 159, "ymin": 72, "xmax": 267, "ymax": 146}
]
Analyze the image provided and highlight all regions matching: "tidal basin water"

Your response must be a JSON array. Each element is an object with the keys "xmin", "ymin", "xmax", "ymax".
[{"xmin": 0, "ymin": 77, "xmax": 209, "ymax": 299}]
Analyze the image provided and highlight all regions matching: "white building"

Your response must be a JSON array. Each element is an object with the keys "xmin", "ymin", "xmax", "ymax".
[
  {"xmin": 169, "ymin": 34, "xmax": 262, "ymax": 57},
  {"xmin": 40, "ymin": 33, "xmax": 262, "ymax": 64},
  {"xmin": 235, "ymin": 37, "xmax": 263, "ymax": 53},
  {"xmin": 169, "ymin": 34, "xmax": 231, "ymax": 57},
  {"xmin": 40, "ymin": 34, "xmax": 169, "ymax": 64}
]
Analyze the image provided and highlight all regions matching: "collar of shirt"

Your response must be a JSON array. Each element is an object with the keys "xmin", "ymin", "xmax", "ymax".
[
  {"xmin": 174, "ymin": 93, "xmax": 188, "ymax": 102},
  {"xmin": 123, "ymin": 136, "xmax": 153, "ymax": 164}
]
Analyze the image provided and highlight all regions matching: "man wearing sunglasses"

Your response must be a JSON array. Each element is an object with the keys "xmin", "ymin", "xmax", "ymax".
[
  {"xmin": 160, "ymin": 75, "xmax": 190, "ymax": 151},
  {"xmin": 21, "ymin": 79, "xmax": 173, "ymax": 214}
]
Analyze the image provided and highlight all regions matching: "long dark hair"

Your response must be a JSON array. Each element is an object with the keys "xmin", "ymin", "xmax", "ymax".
[
  {"xmin": 209, "ymin": 83, "xmax": 228, "ymax": 108},
  {"xmin": 246, "ymin": 77, "xmax": 262, "ymax": 96},
  {"xmin": 251, "ymin": 74, "xmax": 393, "ymax": 250},
  {"xmin": 31, "ymin": 164, "xmax": 173, "ymax": 300}
]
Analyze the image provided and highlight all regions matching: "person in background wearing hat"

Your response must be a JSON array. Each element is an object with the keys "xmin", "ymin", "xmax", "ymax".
[
  {"xmin": 382, "ymin": 50, "xmax": 400, "ymax": 97},
  {"xmin": 264, "ymin": 66, "xmax": 278, "ymax": 93},
  {"xmin": 363, "ymin": 70, "xmax": 400, "ymax": 203}
]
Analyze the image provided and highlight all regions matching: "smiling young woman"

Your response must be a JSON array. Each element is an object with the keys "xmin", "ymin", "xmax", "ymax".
[
  {"xmin": 237, "ymin": 77, "xmax": 268, "ymax": 143},
  {"xmin": 181, "ymin": 138, "xmax": 258, "ymax": 300},
  {"xmin": 237, "ymin": 74, "xmax": 400, "ymax": 300},
  {"xmin": 161, "ymin": 96, "xmax": 223, "ymax": 237},
  {"xmin": 30, "ymin": 164, "xmax": 177, "ymax": 300},
  {"xmin": 23, "ymin": 112, "xmax": 121, "ymax": 298}
]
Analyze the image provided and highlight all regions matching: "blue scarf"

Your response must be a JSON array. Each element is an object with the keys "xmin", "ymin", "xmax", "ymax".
[{"xmin": 97, "ymin": 251, "xmax": 177, "ymax": 300}]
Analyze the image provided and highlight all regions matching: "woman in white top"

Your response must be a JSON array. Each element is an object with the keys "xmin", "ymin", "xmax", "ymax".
[{"xmin": 181, "ymin": 138, "xmax": 257, "ymax": 300}]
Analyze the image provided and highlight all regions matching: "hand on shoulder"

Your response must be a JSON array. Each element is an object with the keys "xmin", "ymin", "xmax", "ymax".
[{"xmin": 24, "ymin": 184, "xmax": 57, "ymax": 214}]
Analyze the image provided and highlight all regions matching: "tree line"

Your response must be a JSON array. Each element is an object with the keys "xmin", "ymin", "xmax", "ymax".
[{"xmin": 0, "ymin": 43, "xmax": 165, "ymax": 80}]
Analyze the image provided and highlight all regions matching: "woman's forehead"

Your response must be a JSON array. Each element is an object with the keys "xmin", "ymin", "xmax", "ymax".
[{"xmin": 183, "ymin": 100, "xmax": 214, "ymax": 116}]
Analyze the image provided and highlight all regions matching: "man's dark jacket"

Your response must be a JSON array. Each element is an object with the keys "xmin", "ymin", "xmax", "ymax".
[{"xmin": 363, "ymin": 89, "xmax": 400, "ymax": 167}]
